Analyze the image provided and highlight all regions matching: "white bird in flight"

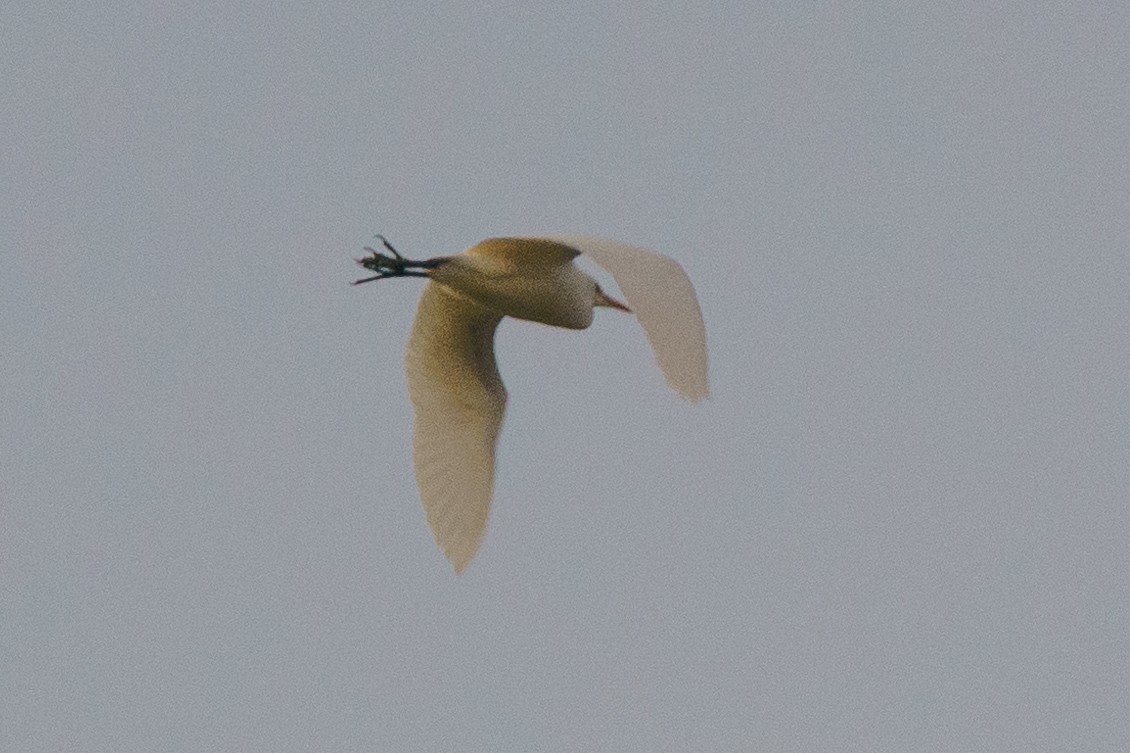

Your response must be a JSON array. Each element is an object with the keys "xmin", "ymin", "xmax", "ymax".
[{"xmin": 353, "ymin": 235, "xmax": 708, "ymax": 573}]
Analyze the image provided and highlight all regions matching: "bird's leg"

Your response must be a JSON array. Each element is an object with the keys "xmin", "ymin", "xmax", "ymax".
[
  {"xmin": 375, "ymin": 234, "xmax": 402, "ymax": 259},
  {"xmin": 351, "ymin": 236, "xmax": 444, "ymax": 285}
]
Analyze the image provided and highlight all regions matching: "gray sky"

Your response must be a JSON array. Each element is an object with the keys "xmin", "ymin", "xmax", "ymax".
[{"xmin": 4, "ymin": 2, "xmax": 1129, "ymax": 750}]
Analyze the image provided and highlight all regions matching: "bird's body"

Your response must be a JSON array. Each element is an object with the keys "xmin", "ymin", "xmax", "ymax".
[
  {"xmin": 430, "ymin": 238, "xmax": 612, "ymax": 329},
  {"xmin": 354, "ymin": 235, "xmax": 708, "ymax": 573}
]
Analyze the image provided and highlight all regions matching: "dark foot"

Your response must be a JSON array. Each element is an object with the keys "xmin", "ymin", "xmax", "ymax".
[{"xmin": 351, "ymin": 237, "xmax": 442, "ymax": 285}]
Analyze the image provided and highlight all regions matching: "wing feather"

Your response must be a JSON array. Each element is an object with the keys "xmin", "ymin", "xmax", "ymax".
[
  {"xmin": 540, "ymin": 236, "xmax": 710, "ymax": 401},
  {"xmin": 465, "ymin": 237, "xmax": 580, "ymax": 268},
  {"xmin": 405, "ymin": 282, "xmax": 506, "ymax": 573}
]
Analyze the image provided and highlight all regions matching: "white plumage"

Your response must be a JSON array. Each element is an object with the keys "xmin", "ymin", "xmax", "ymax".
[{"xmin": 354, "ymin": 236, "xmax": 708, "ymax": 572}]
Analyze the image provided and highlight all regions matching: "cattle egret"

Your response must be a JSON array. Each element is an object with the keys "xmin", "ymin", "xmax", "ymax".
[{"xmin": 353, "ymin": 235, "xmax": 708, "ymax": 573}]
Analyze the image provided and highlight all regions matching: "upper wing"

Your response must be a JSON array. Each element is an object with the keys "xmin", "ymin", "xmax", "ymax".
[
  {"xmin": 539, "ymin": 236, "xmax": 710, "ymax": 402},
  {"xmin": 466, "ymin": 236, "xmax": 580, "ymax": 268},
  {"xmin": 405, "ymin": 282, "xmax": 507, "ymax": 573}
]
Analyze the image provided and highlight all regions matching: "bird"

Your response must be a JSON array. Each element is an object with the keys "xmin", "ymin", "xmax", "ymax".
[{"xmin": 353, "ymin": 235, "xmax": 709, "ymax": 573}]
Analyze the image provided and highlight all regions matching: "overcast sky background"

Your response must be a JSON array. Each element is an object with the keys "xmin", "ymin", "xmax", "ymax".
[{"xmin": 4, "ymin": 3, "xmax": 1129, "ymax": 751}]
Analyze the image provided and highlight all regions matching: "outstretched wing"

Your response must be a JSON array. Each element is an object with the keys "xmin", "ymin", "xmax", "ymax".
[
  {"xmin": 405, "ymin": 282, "xmax": 507, "ymax": 573},
  {"xmin": 539, "ymin": 236, "xmax": 710, "ymax": 402}
]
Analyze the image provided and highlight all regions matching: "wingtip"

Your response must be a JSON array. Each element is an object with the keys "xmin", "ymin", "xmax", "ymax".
[
  {"xmin": 444, "ymin": 545, "xmax": 478, "ymax": 575},
  {"xmin": 677, "ymin": 387, "xmax": 710, "ymax": 403},
  {"xmin": 667, "ymin": 371, "xmax": 710, "ymax": 403}
]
